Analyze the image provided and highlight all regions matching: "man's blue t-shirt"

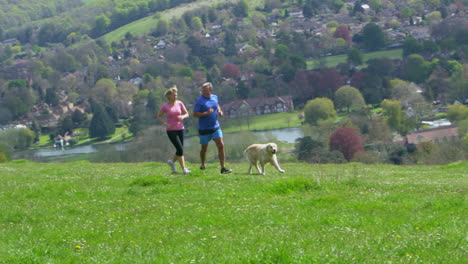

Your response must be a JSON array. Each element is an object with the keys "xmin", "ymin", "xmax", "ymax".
[{"xmin": 194, "ymin": 94, "xmax": 220, "ymax": 130}]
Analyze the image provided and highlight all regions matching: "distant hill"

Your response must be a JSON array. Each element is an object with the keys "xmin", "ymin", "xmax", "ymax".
[
  {"xmin": 1, "ymin": 0, "xmax": 205, "ymax": 45},
  {"xmin": 0, "ymin": 0, "xmax": 84, "ymax": 29}
]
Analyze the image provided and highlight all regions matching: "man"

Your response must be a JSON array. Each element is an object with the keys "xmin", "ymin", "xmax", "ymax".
[{"xmin": 193, "ymin": 82, "xmax": 232, "ymax": 174}]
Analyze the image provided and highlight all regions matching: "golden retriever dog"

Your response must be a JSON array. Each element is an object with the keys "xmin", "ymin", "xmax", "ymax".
[{"xmin": 244, "ymin": 143, "xmax": 285, "ymax": 175}]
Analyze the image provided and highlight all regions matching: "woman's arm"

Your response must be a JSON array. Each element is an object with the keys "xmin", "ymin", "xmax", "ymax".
[
  {"xmin": 157, "ymin": 110, "xmax": 169, "ymax": 127},
  {"xmin": 178, "ymin": 102, "xmax": 189, "ymax": 120}
]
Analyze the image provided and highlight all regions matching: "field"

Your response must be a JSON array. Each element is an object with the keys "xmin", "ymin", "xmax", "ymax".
[
  {"xmin": 217, "ymin": 112, "xmax": 302, "ymax": 133},
  {"xmin": 102, "ymin": 0, "xmax": 243, "ymax": 43},
  {"xmin": 307, "ymin": 49, "xmax": 403, "ymax": 69},
  {"xmin": 0, "ymin": 160, "xmax": 466, "ymax": 263}
]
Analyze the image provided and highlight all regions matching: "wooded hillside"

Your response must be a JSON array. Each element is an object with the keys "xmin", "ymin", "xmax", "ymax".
[{"xmin": 0, "ymin": 0, "xmax": 84, "ymax": 29}]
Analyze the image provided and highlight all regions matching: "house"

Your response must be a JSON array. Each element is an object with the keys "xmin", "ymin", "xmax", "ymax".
[
  {"xmin": 0, "ymin": 38, "xmax": 17, "ymax": 46},
  {"xmin": 405, "ymin": 125, "xmax": 459, "ymax": 144},
  {"xmin": 289, "ymin": 7, "xmax": 303, "ymax": 17},
  {"xmin": 222, "ymin": 96, "xmax": 294, "ymax": 119},
  {"xmin": 154, "ymin": 40, "xmax": 166, "ymax": 50},
  {"xmin": 206, "ymin": 23, "xmax": 222, "ymax": 31}
]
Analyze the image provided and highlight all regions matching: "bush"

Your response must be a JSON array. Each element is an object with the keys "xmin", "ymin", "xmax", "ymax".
[
  {"xmin": 307, "ymin": 148, "xmax": 346, "ymax": 164},
  {"xmin": 0, "ymin": 144, "xmax": 11, "ymax": 162},
  {"xmin": 352, "ymin": 151, "xmax": 382, "ymax": 164}
]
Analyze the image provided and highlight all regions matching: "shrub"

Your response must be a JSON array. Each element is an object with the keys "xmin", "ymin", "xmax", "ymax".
[
  {"xmin": 0, "ymin": 144, "xmax": 11, "ymax": 163},
  {"xmin": 352, "ymin": 151, "xmax": 382, "ymax": 164}
]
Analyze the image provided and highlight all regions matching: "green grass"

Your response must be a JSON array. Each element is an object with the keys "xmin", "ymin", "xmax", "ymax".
[
  {"xmin": 35, "ymin": 126, "xmax": 133, "ymax": 148},
  {"xmin": 307, "ymin": 49, "xmax": 403, "ymax": 69},
  {"xmin": 82, "ymin": 0, "xmax": 97, "ymax": 4},
  {"xmin": 102, "ymin": 0, "xmax": 242, "ymax": 43},
  {"xmin": 220, "ymin": 112, "xmax": 303, "ymax": 133},
  {"xmin": 0, "ymin": 160, "xmax": 466, "ymax": 263}
]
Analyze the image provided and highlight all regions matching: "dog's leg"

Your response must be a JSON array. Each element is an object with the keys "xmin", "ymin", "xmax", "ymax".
[
  {"xmin": 271, "ymin": 156, "xmax": 285, "ymax": 173},
  {"xmin": 259, "ymin": 162, "xmax": 265, "ymax": 175},
  {"xmin": 255, "ymin": 161, "xmax": 263, "ymax": 175},
  {"xmin": 247, "ymin": 163, "xmax": 252, "ymax": 174}
]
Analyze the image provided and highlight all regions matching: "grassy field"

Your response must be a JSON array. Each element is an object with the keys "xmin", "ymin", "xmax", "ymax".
[
  {"xmin": 0, "ymin": 160, "xmax": 466, "ymax": 263},
  {"xmin": 102, "ymin": 0, "xmax": 242, "ymax": 43},
  {"xmin": 218, "ymin": 112, "xmax": 302, "ymax": 133},
  {"xmin": 307, "ymin": 49, "xmax": 403, "ymax": 69}
]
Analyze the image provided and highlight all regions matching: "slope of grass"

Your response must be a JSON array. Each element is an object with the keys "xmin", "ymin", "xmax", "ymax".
[
  {"xmin": 0, "ymin": 160, "xmax": 466, "ymax": 263},
  {"xmin": 102, "ymin": 0, "xmax": 242, "ymax": 43},
  {"xmin": 307, "ymin": 49, "xmax": 403, "ymax": 69},
  {"xmin": 219, "ymin": 112, "xmax": 302, "ymax": 133}
]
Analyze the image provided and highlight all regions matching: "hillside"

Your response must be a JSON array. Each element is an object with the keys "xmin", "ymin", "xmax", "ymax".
[
  {"xmin": 0, "ymin": 0, "xmax": 84, "ymax": 29},
  {"xmin": 0, "ymin": 0, "xmax": 467, "ymax": 167},
  {"xmin": 101, "ymin": 0, "xmax": 242, "ymax": 43},
  {"xmin": 0, "ymin": 160, "xmax": 466, "ymax": 262}
]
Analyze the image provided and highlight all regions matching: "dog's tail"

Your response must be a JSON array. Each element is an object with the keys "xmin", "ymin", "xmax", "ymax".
[{"xmin": 243, "ymin": 146, "xmax": 251, "ymax": 159}]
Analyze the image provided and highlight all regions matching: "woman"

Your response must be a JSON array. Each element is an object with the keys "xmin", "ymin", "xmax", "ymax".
[{"xmin": 157, "ymin": 86, "xmax": 190, "ymax": 174}]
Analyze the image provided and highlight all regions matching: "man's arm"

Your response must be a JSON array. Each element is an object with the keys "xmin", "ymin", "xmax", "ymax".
[{"xmin": 193, "ymin": 108, "xmax": 214, "ymax": 118}]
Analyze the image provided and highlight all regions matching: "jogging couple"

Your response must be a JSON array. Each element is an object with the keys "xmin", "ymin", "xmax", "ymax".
[{"xmin": 157, "ymin": 82, "xmax": 232, "ymax": 175}]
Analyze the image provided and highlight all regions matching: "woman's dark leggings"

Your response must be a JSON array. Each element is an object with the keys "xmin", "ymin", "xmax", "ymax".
[{"xmin": 167, "ymin": 130, "xmax": 184, "ymax": 156}]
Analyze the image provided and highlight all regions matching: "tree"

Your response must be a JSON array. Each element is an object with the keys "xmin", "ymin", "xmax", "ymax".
[
  {"xmin": 30, "ymin": 120, "xmax": 41, "ymax": 143},
  {"xmin": 352, "ymin": 1, "xmax": 365, "ymax": 15},
  {"xmin": 390, "ymin": 79, "xmax": 425, "ymax": 107},
  {"xmin": 291, "ymin": 70, "xmax": 321, "ymax": 102},
  {"xmin": 71, "ymin": 109, "xmax": 87, "ymax": 127},
  {"xmin": 89, "ymin": 102, "xmax": 115, "ymax": 139},
  {"xmin": 294, "ymin": 136, "xmax": 323, "ymax": 161},
  {"xmin": 274, "ymin": 44, "xmax": 290, "ymax": 61},
  {"xmin": 361, "ymin": 23, "xmax": 385, "ymax": 51},
  {"xmin": 329, "ymin": 126, "xmax": 363, "ymax": 161},
  {"xmin": 334, "ymin": 25, "xmax": 351, "ymax": 43},
  {"xmin": 380, "ymin": 99, "xmax": 415, "ymax": 135},
  {"xmin": 447, "ymin": 104, "xmax": 468, "ymax": 123},
  {"xmin": 58, "ymin": 116, "xmax": 74, "ymax": 136},
  {"xmin": 129, "ymin": 98, "xmax": 152, "ymax": 137},
  {"xmin": 402, "ymin": 37, "xmax": 423, "ymax": 56},
  {"xmin": 317, "ymin": 68, "xmax": 344, "ymax": 98},
  {"xmin": 335, "ymin": 85, "xmax": 365, "ymax": 112},
  {"xmin": 190, "ymin": 16, "xmax": 203, "ymax": 31},
  {"xmin": 92, "ymin": 14, "xmax": 110, "ymax": 37},
  {"xmin": 264, "ymin": 0, "xmax": 282, "ymax": 12},
  {"xmin": 403, "ymin": 54, "xmax": 432, "ymax": 83},
  {"xmin": 400, "ymin": 7, "xmax": 413, "ymax": 20},
  {"xmin": 91, "ymin": 78, "xmax": 118, "ymax": 107},
  {"xmin": 347, "ymin": 48, "xmax": 363, "ymax": 66},
  {"xmin": 222, "ymin": 63, "xmax": 241, "ymax": 79},
  {"xmin": 224, "ymin": 30, "xmax": 237, "ymax": 56},
  {"xmin": 369, "ymin": 0, "xmax": 383, "ymax": 12},
  {"xmin": 304, "ymin": 97, "xmax": 337, "ymax": 125},
  {"xmin": 2, "ymin": 79, "xmax": 35, "ymax": 119},
  {"xmin": 45, "ymin": 88, "xmax": 60, "ymax": 106},
  {"xmin": 234, "ymin": 0, "xmax": 249, "ymax": 17},
  {"xmin": 303, "ymin": 1, "xmax": 317, "ymax": 18},
  {"xmin": 0, "ymin": 144, "xmax": 11, "ymax": 163},
  {"xmin": 186, "ymin": 35, "xmax": 202, "ymax": 56},
  {"xmin": 38, "ymin": 22, "xmax": 59, "ymax": 45},
  {"xmin": 154, "ymin": 19, "xmax": 169, "ymax": 36},
  {"xmin": 0, "ymin": 127, "xmax": 34, "ymax": 150}
]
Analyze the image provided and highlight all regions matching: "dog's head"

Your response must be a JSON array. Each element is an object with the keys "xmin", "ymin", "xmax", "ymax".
[{"xmin": 266, "ymin": 143, "xmax": 278, "ymax": 155}]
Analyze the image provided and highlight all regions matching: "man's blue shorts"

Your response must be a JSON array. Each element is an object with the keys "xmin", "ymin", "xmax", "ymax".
[{"xmin": 199, "ymin": 129, "xmax": 223, "ymax": 145}]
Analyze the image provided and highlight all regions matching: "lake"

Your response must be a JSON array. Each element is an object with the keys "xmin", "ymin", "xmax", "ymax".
[{"xmin": 18, "ymin": 127, "xmax": 304, "ymax": 158}]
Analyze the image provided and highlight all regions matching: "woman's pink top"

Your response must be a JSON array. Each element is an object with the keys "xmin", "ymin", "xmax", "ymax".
[{"xmin": 159, "ymin": 100, "xmax": 186, "ymax": 131}]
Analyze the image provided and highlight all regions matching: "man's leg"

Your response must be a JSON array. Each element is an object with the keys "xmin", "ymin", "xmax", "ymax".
[
  {"xmin": 200, "ymin": 144, "xmax": 208, "ymax": 169},
  {"xmin": 213, "ymin": 137, "xmax": 225, "ymax": 168}
]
